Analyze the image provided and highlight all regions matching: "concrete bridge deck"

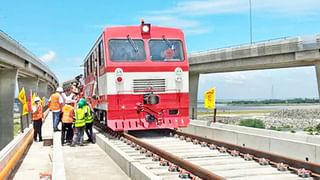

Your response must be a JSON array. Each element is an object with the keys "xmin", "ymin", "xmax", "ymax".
[{"xmin": 11, "ymin": 113, "xmax": 129, "ymax": 180}]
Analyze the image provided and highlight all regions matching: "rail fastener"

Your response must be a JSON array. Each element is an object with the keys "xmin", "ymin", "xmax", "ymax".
[
  {"xmin": 174, "ymin": 130, "xmax": 320, "ymax": 178},
  {"xmin": 122, "ymin": 132, "xmax": 225, "ymax": 180}
]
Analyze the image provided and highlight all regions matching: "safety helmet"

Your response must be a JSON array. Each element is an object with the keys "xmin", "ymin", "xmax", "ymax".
[
  {"xmin": 79, "ymin": 98, "xmax": 86, "ymax": 104},
  {"xmin": 34, "ymin": 97, "xmax": 41, "ymax": 102},
  {"xmin": 56, "ymin": 87, "xmax": 63, "ymax": 92},
  {"xmin": 78, "ymin": 100, "xmax": 86, "ymax": 108}
]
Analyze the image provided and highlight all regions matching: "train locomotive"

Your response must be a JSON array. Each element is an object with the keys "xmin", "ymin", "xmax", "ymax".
[{"xmin": 80, "ymin": 20, "xmax": 190, "ymax": 131}]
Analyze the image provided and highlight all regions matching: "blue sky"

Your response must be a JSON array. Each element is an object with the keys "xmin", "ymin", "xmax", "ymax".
[{"xmin": 1, "ymin": 0, "xmax": 320, "ymax": 100}]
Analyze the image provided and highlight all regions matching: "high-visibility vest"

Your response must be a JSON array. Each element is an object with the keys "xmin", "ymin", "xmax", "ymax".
[
  {"xmin": 49, "ymin": 93, "xmax": 61, "ymax": 111},
  {"xmin": 62, "ymin": 105, "xmax": 74, "ymax": 123},
  {"xmin": 74, "ymin": 108, "xmax": 85, "ymax": 128},
  {"xmin": 84, "ymin": 105, "xmax": 93, "ymax": 124},
  {"xmin": 32, "ymin": 105, "xmax": 43, "ymax": 120}
]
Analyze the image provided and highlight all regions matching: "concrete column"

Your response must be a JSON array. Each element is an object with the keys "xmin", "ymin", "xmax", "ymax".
[
  {"xmin": 18, "ymin": 77, "xmax": 39, "ymax": 96},
  {"xmin": 315, "ymin": 62, "xmax": 320, "ymax": 101},
  {"xmin": 189, "ymin": 72, "xmax": 200, "ymax": 120},
  {"xmin": 47, "ymin": 85, "xmax": 55, "ymax": 97},
  {"xmin": 38, "ymin": 81, "xmax": 48, "ymax": 98},
  {"xmin": 0, "ymin": 69, "xmax": 18, "ymax": 150}
]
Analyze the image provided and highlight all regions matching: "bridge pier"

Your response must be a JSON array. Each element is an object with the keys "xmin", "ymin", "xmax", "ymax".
[
  {"xmin": 315, "ymin": 62, "xmax": 320, "ymax": 101},
  {"xmin": 18, "ymin": 77, "xmax": 39, "ymax": 95},
  {"xmin": 38, "ymin": 81, "xmax": 48, "ymax": 98},
  {"xmin": 189, "ymin": 72, "xmax": 200, "ymax": 119},
  {"xmin": 0, "ymin": 69, "xmax": 18, "ymax": 150},
  {"xmin": 47, "ymin": 85, "xmax": 55, "ymax": 97}
]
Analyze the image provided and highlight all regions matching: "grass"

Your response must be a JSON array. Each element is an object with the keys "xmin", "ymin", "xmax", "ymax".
[
  {"xmin": 239, "ymin": 119, "xmax": 265, "ymax": 129},
  {"xmin": 303, "ymin": 124, "xmax": 320, "ymax": 135},
  {"xmin": 198, "ymin": 110, "xmax": 273, "ymax": 116},
  {"xmin": 269, "ymin": 125, "xmax": 295, "ymax": 132},
  {"xmin": 13, "ymin": 117, "xmax": 21, "ymax": 136}
]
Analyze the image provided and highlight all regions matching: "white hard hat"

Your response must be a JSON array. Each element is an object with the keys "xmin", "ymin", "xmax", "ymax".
[
  {"xmin": 65, "ymin": 97, "xmax": 71, "ymax": 104},
  {"xmin": 34, "ymin": 97, "xmax": 41, "ymax": 102},
  {"xmin": 56, "ymin": 87, "xmax": 63, "ymax": 92}
]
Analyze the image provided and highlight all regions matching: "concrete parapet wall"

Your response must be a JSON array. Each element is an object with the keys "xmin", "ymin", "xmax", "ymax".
[
  {"xmin": 179, "ymin": 122, "xmax": 320, "ymax": 163},
  {"xmin": 211, "ymin": 122, "xmax": 320, "ymax": 145},
  {"xmin": 0, "ymin": 126, "xmax": 33, "ymax": 179}
]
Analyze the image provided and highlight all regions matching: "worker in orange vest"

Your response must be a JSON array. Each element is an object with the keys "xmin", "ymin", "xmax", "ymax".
[
  {"xmin": 61, "ymin": 99, "xmax": 75, "ymax": 145},
  {"xmin": 32, "ymin": 97, "xmax": 43, "ymax": 142},
  {"xmin": 48, "ymin": 87, "xmax": 64, "ymax": 132}
]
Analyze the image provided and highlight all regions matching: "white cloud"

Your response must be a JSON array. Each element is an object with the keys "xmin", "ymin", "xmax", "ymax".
[
  {"xmin": 254, "ymin": 0, "xmax": 320, "ymax": 16},
  {"xmin": 40, "ymin": 50, "xmax": 56, "ymax": 62},
  {"xmin": 145, "ymin": 15, "xmax": 212, "ymax": 35},
  {"xmin": 140, "ymin": 0, "xmax": 320, "ymax": 37},
  {"xmin": 67, "ymin": 56, "xmax": 82, "ymax": 63},
  {"xmin": 223, "ymin": 72, "xmax": 247, "ymax": 84},
  {"xmin": 151, "ymin": 0, "xmax": 320, "ymax": 17},
  {"xmin": 169, "ymin": 0, "xmax": 247, "ymax": 16}
]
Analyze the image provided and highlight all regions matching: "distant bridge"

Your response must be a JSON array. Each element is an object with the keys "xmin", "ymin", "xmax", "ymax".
[{"xmin": 189, "ymin": 35, "xmax": 320, "ymax": 118}]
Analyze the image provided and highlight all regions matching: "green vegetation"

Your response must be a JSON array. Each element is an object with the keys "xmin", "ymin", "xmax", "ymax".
[
  {"xmin": 13, "ymin": 117, "xmax": 21, "ymax": 136},
  {"xmin": 239, "ymin": 119, "xmax": 265, "ymax": 129},
  {"xmin": 227, "ymin": 98, "xmax": 319, "ymax": 105},
  {"xmin": 198, "ymin": 110, "xmax": 273, "ymax": 116},
  {"xmin": 269, "ymin": 125, "xmax": 295, "ymax": 132},
  {"xmin": 303, "ymin": 124, "xmax": 320, "ymax": 135}
]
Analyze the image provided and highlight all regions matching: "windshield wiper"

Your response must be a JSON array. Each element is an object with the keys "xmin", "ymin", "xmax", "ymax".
[
  {"xmin": 162, "ymin": 35, "xmax": 173, "ymax": 49},
  {"xmin": 127, "ymin": 35, "xmax": 139, "ymax": 53}
]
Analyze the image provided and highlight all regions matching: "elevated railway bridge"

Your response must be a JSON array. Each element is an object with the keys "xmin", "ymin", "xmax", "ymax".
[{"xmin": 0, "ymin": 31, "xmax": 319, "ymax": 179}]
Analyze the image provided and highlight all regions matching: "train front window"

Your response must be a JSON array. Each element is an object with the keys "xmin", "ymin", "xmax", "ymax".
[
  {"xmin": 149, "ymin": 40, "xmax": 184, "ymax": 61},
  {"xmin": 109, "ymin": 39, "xmax": 146, "ymax": 61}
]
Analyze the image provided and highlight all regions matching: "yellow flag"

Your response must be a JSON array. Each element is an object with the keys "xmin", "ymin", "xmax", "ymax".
[
  {"xmin": 18, "ymin": 88, "xmax": 27, "ymax": 104},
  {"xmin": 41, "ymin": 97, "xmax": 46, "ymax": 106},
  {"xmin": 204, "ymin": 88, "xmax": 216, "ymax": 109},
  {"xmin": 22, "ymin": 103, "xmax": 28, "ymax": 115},
  {"xmin": 32, "ymin": 93, "xmax": 37, "ymax": 105}
]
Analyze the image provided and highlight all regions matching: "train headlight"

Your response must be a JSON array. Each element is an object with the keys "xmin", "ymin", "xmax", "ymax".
[
  {"xmin": 141, "ymin": 19, "xmax": 151, "ymax": 35},
  {"xmin": 142, "ymin": 25, "xmax": 149, "ymax": 33},
  {"xmin": 175, "ymin": 67, "xmax": 183, "ymax": 82}
]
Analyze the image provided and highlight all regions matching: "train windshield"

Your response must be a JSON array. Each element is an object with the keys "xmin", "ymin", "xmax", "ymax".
[
  {"xmin": 109, "ymin": 39, "xmax": 146, "ymax": 61},
  {"xmin": 149, "ymin": 40, "xmax": 184, "ymax": 61}
]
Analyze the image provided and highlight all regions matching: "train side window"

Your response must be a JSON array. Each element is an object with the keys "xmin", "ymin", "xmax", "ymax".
[
  {"xmin": 89, "ymin": 54, "xmax": 93, "ymax": 73},
  {"xmin": 98, "ymin": 41, "xmax": 104, "ymax": 67},
  {"xmin": 85, "ymin": 60, "xmax": 89, "ymax": 76},
  {"xmin": 87, "ymin": 58, "xmax": 90, "ymax": 75},
  {"xmin": 84, "ymin": 61, "xmax": 87, "ymax": 77}
]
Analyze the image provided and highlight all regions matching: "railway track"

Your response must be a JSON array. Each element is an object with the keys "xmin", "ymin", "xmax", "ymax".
[{"xmin": 95, "ymin": 123, "xmax": 320, "ymax": 179}]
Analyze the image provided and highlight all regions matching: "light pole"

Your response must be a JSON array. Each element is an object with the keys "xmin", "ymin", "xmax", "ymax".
[{"xmin": 249, "ymin": 0, "xmax": 253, "ymax": 44}]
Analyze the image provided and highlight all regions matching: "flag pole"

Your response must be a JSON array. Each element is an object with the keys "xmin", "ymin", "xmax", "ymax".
[{"xmin": 19, "ymin": 102, "xmax": 24, "ymax": 133}]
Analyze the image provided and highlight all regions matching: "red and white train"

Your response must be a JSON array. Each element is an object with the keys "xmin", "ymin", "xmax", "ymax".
[{"xmin": 82, "ymin": 21, "xmax": 189, "ymax": 131}]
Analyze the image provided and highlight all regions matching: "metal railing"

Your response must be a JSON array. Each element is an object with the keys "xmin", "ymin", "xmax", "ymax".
[{"xmin": 189, "ymin": 34, "xmax": 320, "ymax": 61}]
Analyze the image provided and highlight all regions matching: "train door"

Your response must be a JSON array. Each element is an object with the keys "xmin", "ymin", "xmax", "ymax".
[{"xmin": 95, "ymin": 39, "xmax": 107, "ymax": 125}]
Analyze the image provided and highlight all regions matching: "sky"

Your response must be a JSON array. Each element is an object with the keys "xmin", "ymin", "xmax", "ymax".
[{"xmin": 1, "ymin": 0, "xmax": 320, "ymax": 100}]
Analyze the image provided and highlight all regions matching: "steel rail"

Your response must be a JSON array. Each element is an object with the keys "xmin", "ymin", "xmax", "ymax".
[
  {"xmin": 121, "ymin": 132, "xmax": 224, "ymax": 180},
  {"xmin": 174, "ymin": 130, "xmax": 320, "ymax": 177}
]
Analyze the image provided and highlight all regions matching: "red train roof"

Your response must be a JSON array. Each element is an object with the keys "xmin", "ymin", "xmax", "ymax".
[{"xmin": 103, "ymin": 25, "xmax": 185, "ymax": 39}]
